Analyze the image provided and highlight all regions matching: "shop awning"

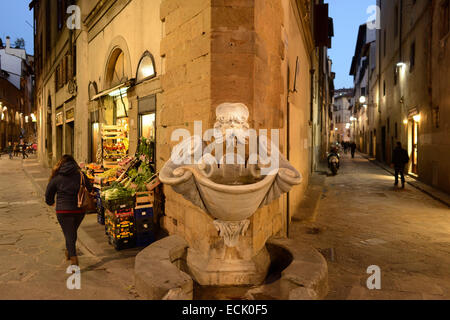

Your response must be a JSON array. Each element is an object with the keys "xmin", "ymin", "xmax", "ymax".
[{"xmin": 90, "ymin": 80, "xmax": 132, "ymax": 101}]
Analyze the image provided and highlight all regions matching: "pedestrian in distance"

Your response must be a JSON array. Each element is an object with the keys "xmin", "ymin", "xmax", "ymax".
[
  {"xmin": 391, "ymin": 141, "xmax": 410, "ymax": 189},
  {"xmin": 45, "ymin": 155, "xmax": 93, "ymax": 266},
  {"xmin": 350, "ymin": 142, "xmax": 357, "ymax": 158},
  {"xmin": 13, "ymin": 143, "xmax": 19, "ymax": 157},
  {"xmin": 21, "ymin": 142, "xmax": 29, "ymax": 159},
  {"xmin": 7, "ymin": 142, "xmax": 13, "ymax": 159}
]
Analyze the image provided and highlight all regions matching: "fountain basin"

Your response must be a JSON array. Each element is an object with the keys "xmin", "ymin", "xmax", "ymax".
[{"xmin": 134, "ymin": 235, "xmax": 328, "ymax": 300}]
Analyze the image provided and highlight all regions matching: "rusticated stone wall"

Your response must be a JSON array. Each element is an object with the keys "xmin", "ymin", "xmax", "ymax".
[{"xmin": 159, "ymin": 0, "xmax": 310, "ymax": 268}]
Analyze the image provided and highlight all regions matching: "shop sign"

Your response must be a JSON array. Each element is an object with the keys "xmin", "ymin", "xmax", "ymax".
[
  {"xmin": 66, "ymin": 108, "xmax": 75, "ymax": 122},
  {"xmin": 56, "ymin": 111, "xmax": 64, "ymax": 126},
  {"xmin": 408, "ymin": 107, "xmax": 418, "ymax": 118}
]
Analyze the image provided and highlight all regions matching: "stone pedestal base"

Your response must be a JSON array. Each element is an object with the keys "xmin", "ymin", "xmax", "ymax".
[{"xmin": 187, "ymin": 246, "xmax": 270, "ymax": 286}]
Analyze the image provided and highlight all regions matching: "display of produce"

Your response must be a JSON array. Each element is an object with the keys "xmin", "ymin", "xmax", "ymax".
[
  {"xmin": 102, "ymin": 125, "xmax": 129, "ymax": 168},
  {"xmin": 81, "ymin": 133, "xmax": 160, "ymax": 249}
]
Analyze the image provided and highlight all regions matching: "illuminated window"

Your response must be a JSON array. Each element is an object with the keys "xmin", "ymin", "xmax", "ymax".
[{"xmin": 136, "ymin": 51, "xmax": 156, "ymax": 83}]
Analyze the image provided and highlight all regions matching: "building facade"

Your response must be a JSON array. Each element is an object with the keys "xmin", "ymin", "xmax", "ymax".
[
  {"xmin": 348, "ymin": 0, "xmax": 450, "ymax": 194},
  {"xmin": 331, "ymin": 88, "xmax": 353, "ymax": 144},
  {"xmin": 32, "ymin": 0, "xmax": 334, "ymax": 273},
  {"xmin": 0, "ymin": 36, "xmax": 35, "ymax": 149}
]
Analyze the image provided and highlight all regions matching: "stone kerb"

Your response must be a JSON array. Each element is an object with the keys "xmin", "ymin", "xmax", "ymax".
[
  {"xmin": 267, "ymin": 238, "xmax": 328, "ymax": 300},
  {"xmin": 134, "ymin": 235, "xmax": 193, "ymax": 300}
]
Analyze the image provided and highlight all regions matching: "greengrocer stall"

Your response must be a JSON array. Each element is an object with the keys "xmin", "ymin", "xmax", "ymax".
[{"xmin": 82, "ymin": 137, "xmax": 161, "ymax": 250}]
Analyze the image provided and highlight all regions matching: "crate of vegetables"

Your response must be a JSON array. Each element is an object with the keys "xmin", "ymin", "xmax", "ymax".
[{"xmin": 101, "ymin": 182, "xmax": 136, "ymax": 211}]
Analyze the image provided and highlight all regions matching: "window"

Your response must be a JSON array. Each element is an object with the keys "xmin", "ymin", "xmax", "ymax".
[
  {"xmin": 410, "ymin": 41, "xmax": 415, "ymax": 72},
  {"xmin": 57, "ymin": 0, "xmax": 65, "ymax": 31},
  {"xmin": 383, "ymin": 30, "xmax": 386, "ymax": 57},
  {"xmin": 441, "ymin": 0, "xmax": 450, "ymax": 39},
  {"xmin": 383, "ymin": 80, "xmax": 386, "ymax": 96},
  {"xmin": 72, "ymin": 45, "xmax": 77, "ymax": 77},
  {"xmin": 394, "ymin": 5, "xmax": 399, "ymax": 38},
  {"xmin": 136, "ymin": 51, "xmax": 156, "ymax": 83},
  {"xmin": 55, "ymin": 65, "xmax": 60, "ymax": 90},
  {"xmin": 433, "ymin": 106, "xmax": 440, "ymax": 128},
  {"xmin": 45, "ymin": 0, "xmax": 51, "ymax": 55}
]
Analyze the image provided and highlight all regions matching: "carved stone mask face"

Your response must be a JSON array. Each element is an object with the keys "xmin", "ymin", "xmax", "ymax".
[{"xmin": 213, "ymin": 103, "xmax": 250, "ymax": 144}]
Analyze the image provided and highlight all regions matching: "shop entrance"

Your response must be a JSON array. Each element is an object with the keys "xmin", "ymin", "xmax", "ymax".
[
  {"xmin": 138, "ymin": 94, "xmax": 156, "ymax": 163},
  {"xmin": 56, "ymin": 125, "xmax": 63, "ymax": 160},
  {"xmin": 381, "ymin": 126, "xmax": 386, "ymax": 162},
  {"xmin": 65, "ymin": 121, "xmax": 74, "ymax": 156},
  {"xmin": 410, "ymin": 120, "xmax": 418, "ymax": 174}
]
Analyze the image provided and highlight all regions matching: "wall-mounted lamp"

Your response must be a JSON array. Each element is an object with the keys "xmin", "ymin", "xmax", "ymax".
[
  {"xmin": 403, "ymin": 119, "xmax": 408, "ymax": 125},
  {"xmin": 359, "ymin": 96, "xmax": 366, "ymax": 104}
]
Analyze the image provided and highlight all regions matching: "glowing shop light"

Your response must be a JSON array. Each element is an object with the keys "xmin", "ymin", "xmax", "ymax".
[
  {"xmin": 396, "ymin": 62, "xmax": 406, "ymax": 68},
  {"xmin": 30, "ymin": 113, "xmax": 37, "ymax": 122},
  {"xmin": 25, "ymin": 116, "xmax": 29, "ymax": 123},
  {"xmin": 108, "ymin": 87, "xmax": 129, "ymax": 97},
  {"xmin": 413, "ymin": 114, "xmax": 421, "ymax": 122}
]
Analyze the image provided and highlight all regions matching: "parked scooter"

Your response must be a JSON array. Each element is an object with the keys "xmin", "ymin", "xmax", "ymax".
[{"xmin": 327, "ymin": 146, "xmax": 340, "ymax": 175}]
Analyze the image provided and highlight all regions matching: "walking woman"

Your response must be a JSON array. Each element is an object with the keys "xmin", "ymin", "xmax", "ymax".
[{"xmin": 45, "ymin": 155, "xmax": 93, "ymax": 266}]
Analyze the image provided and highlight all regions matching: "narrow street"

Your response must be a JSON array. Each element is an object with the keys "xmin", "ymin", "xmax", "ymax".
[
  {"xmin": 291, "ymin": 153, "xmax": 450, "ymax": 299},
  {"xmin": 0, "ymin": 156, "xmax": 140, "ymax": 300},
  {"xmin": 1, "ymin": 152, "xmax": 449, "ymax": 300}
]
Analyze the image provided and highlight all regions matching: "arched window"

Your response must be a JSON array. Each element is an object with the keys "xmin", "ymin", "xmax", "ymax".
[
  {"xmin": 136, "ymin": 51, "xmax": 156, "ymax": 83},
  {"xmin": 106, "ymin": 48, "xmax": 127, "ymax": 88},
  {"xmin": 88, "ymin": 81, "xmax": 98, "ymax": 101}
]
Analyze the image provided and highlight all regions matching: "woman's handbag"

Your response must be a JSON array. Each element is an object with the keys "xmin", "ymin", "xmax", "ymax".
[{"xmin": 78, "ymin": 172, "xmax": 96, "ymax": 212}]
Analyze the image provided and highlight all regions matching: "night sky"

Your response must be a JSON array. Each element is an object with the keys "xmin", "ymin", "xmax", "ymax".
[
  {"xmin": 0, "ymin": 0, "xmax": 377, "ymax": 89},
  {"xmin": 0, "ymin": 0, "xmax": 34, "ymax": 54}
]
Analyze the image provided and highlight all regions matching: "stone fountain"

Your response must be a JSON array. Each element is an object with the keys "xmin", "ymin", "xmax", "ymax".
[{"xmin": 158, "ymin": 103, "xmax": 302, "ymax": 286}]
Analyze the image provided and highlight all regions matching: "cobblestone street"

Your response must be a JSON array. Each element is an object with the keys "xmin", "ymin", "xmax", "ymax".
[
  {"xmin": 0, "ymin": 156, "xmax": 140, "ymax": 300},
  {"xmin": 1, "ymin": 152, "xmax": 449, "ymax": 300},
  {"xmin": 291, "ymin": 153, "xmax": 450, "ymax": 300}
]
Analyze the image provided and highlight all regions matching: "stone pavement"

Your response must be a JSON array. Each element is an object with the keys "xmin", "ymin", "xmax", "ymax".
[
  {"xmin": 0, "ymin": 155, "xmax": 141, "ymax": 300},
  {"xmin": 358, "ymin": 152, "xmax": 450, "ymax": 207},
  {"xmin": 6, "ymin": 152, "xmax": 450, "ymax": 300},
  {"xmin": 291, "ymin": 153, "xmax": 450, "ymax": 300}
]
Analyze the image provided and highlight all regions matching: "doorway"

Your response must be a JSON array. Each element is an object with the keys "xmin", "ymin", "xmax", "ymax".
[
  {"xmin": 411, "ymin": 121, "xmax": 418, "ymax": 174},
  {"xmin": 65, "ymin": 121, "xmax": 74, "ymax": 156},
  {"xmin": 381, "ymin": 126, "xmax": 386, "ymax": 162},
  {"xmin": 56, "ymin": 125, "xmax": 63, "ymax": 160}
]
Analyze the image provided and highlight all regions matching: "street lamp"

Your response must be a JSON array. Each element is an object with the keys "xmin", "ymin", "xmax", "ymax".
[{"xmin": 359, "ymin": 96, "xmax": 366, "ymax": 104}]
